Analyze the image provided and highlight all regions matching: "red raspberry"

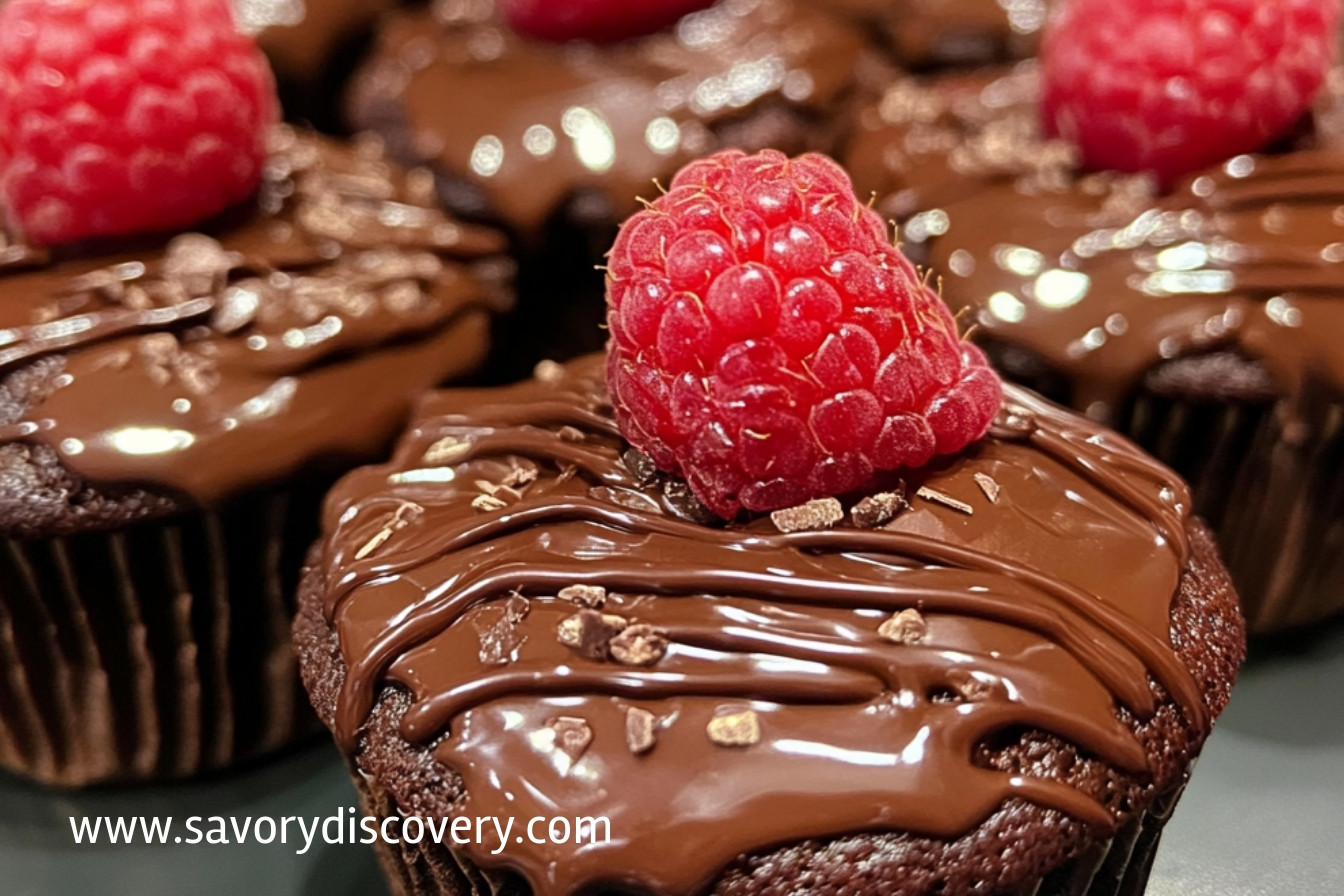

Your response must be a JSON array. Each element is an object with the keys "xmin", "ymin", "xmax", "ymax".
[
  {"xmin": 1041, "ymin": 0, "xmax": 1340, "ymax": 186},
  {"xmin": 498, "ymin": 0, "xmax": 715, "ymax": 43},
  {"xmin": 0, "ymin": 0, "xmax": 278, "ymax": 246},
  {"xmin": 605, "ymin": 150, "xmax": 1002, "ymax": 519}
]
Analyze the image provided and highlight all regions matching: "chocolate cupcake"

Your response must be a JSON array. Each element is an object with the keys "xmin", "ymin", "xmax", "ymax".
[
  {"xmin": 0, "ymin": 0, "xmax": 510, "ymax": 785},
  {"xmin": 845, "ymin": 47, "xmax": 1344, "ymax": 632},
  {"xmin": 296, "ymin": 149, "xmax": 1244, "ymax": 896},
  {"xmin": 818, "ymin": 0, "xmax": 1050, "ymax": 69},
  {"xmin": 235, "ymin": 0, "xmax": 407, "ymax": 130},
  {"xmin": 347, "ymin": 0, "xmax": 875, "ymax": 379}
]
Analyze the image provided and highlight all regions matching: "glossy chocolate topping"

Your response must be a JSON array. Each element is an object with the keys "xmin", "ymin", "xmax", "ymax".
[
  {"xmin": 236, "ymin": 0, "xmax": 398, "ymax": 78},
  {"xmin": 348, "ymin": 0, "xmax": 869, "ymax": 238},
  {"xmin": 312, "ymin": 354, "xmax": 1216, "ymax": 896},
  {"xmin": 846, "ymin": 64, "xmax": 1344, "ymax": 422},
  {"xmin": 818, "ymin": 0, "xmax": 1048, "ymax": 68},
  {"xmin": 0, "ymin": 126, "xmax": 510, "ymax": 517}
]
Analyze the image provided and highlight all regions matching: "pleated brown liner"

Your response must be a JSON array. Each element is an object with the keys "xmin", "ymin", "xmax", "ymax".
[
  {"xmin": 0, "ymin": 477, "xmax": 333, "ymax": 787},
  {"xmin": 988, "ymin": 342, "xmax": 1344, "ymax": 635},
  {"xmin": 348, "ymin": 768, "xmax": 1188, "ymax": 896}
]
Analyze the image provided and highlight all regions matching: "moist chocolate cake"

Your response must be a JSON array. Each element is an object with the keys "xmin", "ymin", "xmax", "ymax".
[
  {"xmin": 346, "ymin": 0, "xmax": 875, "ymax": 379},
  {"xmin": 296, "ymin": 354, "xmax": 1244, "ymax": 896},
  {"xmin": 844, "ymin": 62, "xmax": 1344, "ymax": 633},
  {"xmin": 0, "ymin": 126, "xmax": 510, "ymax": 786}
]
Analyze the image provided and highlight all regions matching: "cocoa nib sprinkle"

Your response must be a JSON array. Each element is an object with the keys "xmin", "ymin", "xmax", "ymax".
[
  {"xmin": 558, "ymin": 584, "xmax": 607, "ymax": 609},
  {"xmin": 770, "ymin": 497, "xmax": 844, "ymax": 533},
  {"xmin": 707, "ymin": 708, "xmax": 761, "ymax": 747},
  {"xmin": 878, "ymin": 608, "xmax": 928, "ymax": 645},
  {"xmin": 556, "ymin": 610, "xmax": 628, "ymax": 660},
  {"xmin": 851, "ymin": 488, "xmax": 908, "ymax": 528},
  {"xmin": 625, "ymin": 707, "xmax": 659, "ymax": 755}
]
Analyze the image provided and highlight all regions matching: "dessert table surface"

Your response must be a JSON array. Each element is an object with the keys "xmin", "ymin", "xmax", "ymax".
[{"xmin": 4, "ymin": 620, "xmax": 1342, "ymax": 896}]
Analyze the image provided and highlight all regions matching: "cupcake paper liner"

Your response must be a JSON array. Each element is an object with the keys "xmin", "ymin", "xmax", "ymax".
[{"xmin": 0, "ymin": 478, "xmax": 333, "ymax": 787}]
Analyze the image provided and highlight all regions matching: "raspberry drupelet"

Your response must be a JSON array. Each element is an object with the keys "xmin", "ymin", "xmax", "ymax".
[{"xmin": 605, "ymin": 149, "xmax": 1002, "ymax": 519}]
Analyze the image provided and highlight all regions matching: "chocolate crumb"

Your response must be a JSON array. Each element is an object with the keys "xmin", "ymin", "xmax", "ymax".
[
  {"xmin": 555, "ymin": 465, "xmax": 579, "ymax": 486},
  {"xmin": 504, "ymin": 593, "xmax": 530, "ymax": 624},
  {"xmin": 609, "ymin": 624, "xmax": 669, "ymax": 666},
  {"xmin": 851, "ymin": 489, "xmax": 908, "ymax": 528},
  {"xmin": 973, "ymin": 473, "xmax": 1001, "ymax": 503},
  {"xmin": 707, "ymin": 708, "xmax": 760, "ymax": 747},
  {"xmin": 558, "ymin": 584, "xmax": 607, "ymax": 609},
  {"xmin": 474, "ymin": 604, "xmax": 527, "ymax": 666},
  {"xmin": 878, "ymin": 608, "xmax": 928, "ymax": 645},
  {"xmin": 915, "ymin": 486, "xmax": 973, "ymax": 515},
  {"xmin": 771, "ymin": 498, "xmax": 844, "ymax": 533},
  {"xmin": 662, "ymin": 480, "xmax": 719, "ymax": 525},
  {"xmin": 475, "ymin": 480, "xmax": 523, "ymax": 502},
  {"xmin": 423, "ymin": 435, "xmax": 471, "ymax": 465},
  {"xmin": 547, "ymin": 717, "xmax": 593, "ymax": 762},
  {"xmin": 622, "ymin": 448, "xmax": 660, "ymax": 486},
  {"xmin": 625, "ymin": 707, "xmax": 658, "ymax": 755},
  {"xmin": 949, "ymin": 669, "xmax": 996, "ymax": 702},
  {"xmin": 995, "ymin": 407, "xmax": 1037, "ymax": 436},
  {"xmin": 557, "ymin": 610, "xmax": 628, "ymax": 660},
  {"xmin": 557, "ymin": 425, "xmax": 585, "ymax": 442},
  {"xmin": 471, "ymin": 493, "xmax": 507, "ymax": 512}
]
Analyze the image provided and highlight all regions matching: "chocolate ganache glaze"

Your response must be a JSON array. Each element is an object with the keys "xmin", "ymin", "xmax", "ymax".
[
  {"xmin": 844, "ymin": 64, "xmax": 1344, "ymax": 631},
  {"xmin": 0, "ymin": 126, "xmax": 510, "ymax": 532},
  {"xmin": 347, "ymin": 0, "xmax": 871, "ymax": 241},
  {"xmin": 846, "ymin": 63, "xmax": 1344, "ymax": 424},
  {"xmin": 817, "ymin": 0, "xmax": 1049, "ymax": 68},
  {"xmin": 300, "ymin": 354, "xmax": 1242, "ymax": 895}
]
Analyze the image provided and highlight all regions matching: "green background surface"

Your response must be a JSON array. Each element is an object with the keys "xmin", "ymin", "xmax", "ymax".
[{"xmin": 4, "ymin": 622, "xmax": 1343, "ymax": 896}]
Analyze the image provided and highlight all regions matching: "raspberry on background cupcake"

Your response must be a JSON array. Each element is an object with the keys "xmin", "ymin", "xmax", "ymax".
[
  {"xmin": 846, "ymin": 0, "xmax": 1344, "ymax": 633},
  {"xmin": 346, "ymin": 0, "xmax": 877, "ymax": 380},
  {"xmin": 296, "ymin": 149, "xmax": 1244, "ymax": 896},
  {"xmin": 0, "ymin": 0, "xmax": 510, "ymax": 786}
]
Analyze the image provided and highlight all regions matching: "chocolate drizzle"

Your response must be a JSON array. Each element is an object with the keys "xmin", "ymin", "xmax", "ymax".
[
  {"xmin": 0, "ymin": 127, "xmax": 510, "ymax": 512},
  {"xmin": 314, "ymin": 354, "xmax": 1210, "ymax": 896}
]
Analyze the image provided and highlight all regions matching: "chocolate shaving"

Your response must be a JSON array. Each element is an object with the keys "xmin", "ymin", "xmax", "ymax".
[
  {"xmin": 474, "ymin": 602, "xmax": 527, "ymax": 666},
  {"xmin": 625, "ymin": 707, "xmax": 659, "ymax": 755},
  {"xmin": 557, "ymin": 425, "xmax": 586, "ymax": 442},
  {"xmin": 423, "ymin": 435, "xmax": 471, "ymax": 465},
  {"xmin": 973, "ymin": 473, "xmax": 1002, "ymax": 503},
  {"xmin": 662, "ymin": 480, "xmax": 719, "ymax": 526},
  {"xmin": 771, "ymin": 498, "xmax": 844, "ymax": 533},
  {"xmin": 609, "ymin": 624, "xmax": 669, "ymax": 666},
  {"xmin": 558, "ymin": 584, "xmax": 607, "ymax": 609},
  {"xmin": 851, "ymin": 488, "xmax": 908, "ymax": 528},
  {"xmin": 556, "ymin": 610, "xmax": 628, "ymax": 660},
  {"xmin": 547, "ymin": 717, "xmax": 593, "ymax": 762},
  {"xmin": 353, "ymin": 501, "xmax": 423, "ymax": 560},
  {"xmin": 622, "ymin": 448, "xmax": 660, "ymax": 486},
  {"xmin": 915, "ymin": 486, "xmax": 973, "ymax": 515},
  {"xmin": 500, "ymin": 464, "xmax": 539, "ymax": 489},
  {"xmin": 878, "ymin": 608, "xmax": 928, "ymax": 645},
  {"xmin": 471, "ymin": 493, "xmax": 507, "ymax": 512},
  {"xmin": 707, "ymin": 708, "xmax": 760, "ymax": 747}
]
